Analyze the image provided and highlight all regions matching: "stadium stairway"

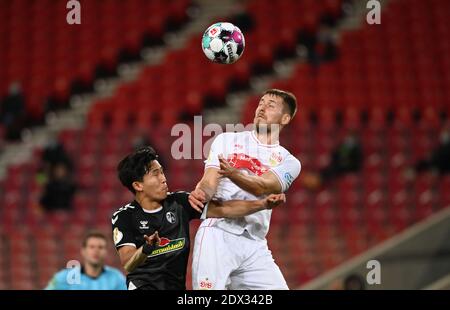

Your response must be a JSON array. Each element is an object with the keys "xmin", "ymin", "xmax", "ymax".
[{"xmin": 0, "ymin": 0, "xmax": 242, "ymax": 176}]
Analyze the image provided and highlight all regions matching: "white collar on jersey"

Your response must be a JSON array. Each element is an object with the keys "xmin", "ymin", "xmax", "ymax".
[
  {"xmin": 250, "ymin": 130, "xmax": 280, "ymax": 147},
  {"xmin": 141, "ymin": 206, "xmax": 163, "ymax": 213}
]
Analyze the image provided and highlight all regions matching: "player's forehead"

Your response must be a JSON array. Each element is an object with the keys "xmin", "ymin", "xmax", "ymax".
[
  {"xmin": 260, "ymin": 94, "xmax": 283, "ymax": 105},
  {"xmin": 147, "ymin": 160, "xmax": 162, "ymax": 172}
]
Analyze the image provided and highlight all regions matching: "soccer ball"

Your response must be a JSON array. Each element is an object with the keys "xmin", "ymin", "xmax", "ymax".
[{"xmin": 201, "ymin": 22, "xmax": 245, "ymax": 64}]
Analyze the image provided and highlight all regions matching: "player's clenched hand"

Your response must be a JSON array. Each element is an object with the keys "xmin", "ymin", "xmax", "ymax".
[
  {"xmin": 189, "ymin": 188, "xmax": 206, "ymax": 213},
  {"xmin": 263, "ymin": 193, "xmax": 286, "ymax": 209},
  {"xmin": 218, "ymin": 154, "xmax": 238, "ymax": 178},
  {"xmin": 144, "ymin": 231, "xmax": 160, "ymax": 247}
]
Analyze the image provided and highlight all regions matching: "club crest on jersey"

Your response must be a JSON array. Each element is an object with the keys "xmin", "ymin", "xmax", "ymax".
[
  {"xmin": 166, "ymin": 212, "xmax": 176, "ymax": 224},
  {"xmin": 139, "ymin": 220, "xmax": 149, "ymax": 229},
  {"xmin": 269, "ymin": 152, "xmax": 283, "ymax": 167}
]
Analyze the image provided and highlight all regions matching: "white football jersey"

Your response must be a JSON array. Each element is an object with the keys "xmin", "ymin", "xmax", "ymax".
[{"xmin": 200, "ymin": 130, "xmax": 301, "ymax": 240}]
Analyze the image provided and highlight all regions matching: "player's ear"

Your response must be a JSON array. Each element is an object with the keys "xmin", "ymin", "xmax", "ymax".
[
  {"xmin": 281, "ymin": 113, "xmax": 291, "ymax": 126},
  {"xmin": 132, "ymin": 181, "xmax": 143, "ymax": 192}
]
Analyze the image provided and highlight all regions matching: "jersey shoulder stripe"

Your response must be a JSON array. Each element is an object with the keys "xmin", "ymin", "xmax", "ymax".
[{"xmin": 112, "ymin": 203, "xmax": 135, "ymax": 219}]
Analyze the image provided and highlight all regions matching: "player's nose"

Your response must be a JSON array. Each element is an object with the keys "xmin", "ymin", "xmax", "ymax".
[{"xmin": 160, "ymin": 174, "xmax": 167, "ymax": 183}]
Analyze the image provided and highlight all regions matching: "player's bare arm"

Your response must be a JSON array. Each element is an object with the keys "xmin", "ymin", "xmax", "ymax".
[
  {"xmin": 206, "ymin": 193, "xmax": 286, "ymax": 218},
  {"xmin": 118, "ymin": 231, "xmax": 160, "ymax": 273},
  {"xmin": 188, "ymin": 167, "xmax": 220, "ymax": 209},
  {"xmin": 217, "ymin": 155, "xmax": 282, "ymax": 196}
]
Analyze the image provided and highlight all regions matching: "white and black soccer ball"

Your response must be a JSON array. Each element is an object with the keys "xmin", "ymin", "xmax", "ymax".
[{"xmin": 201, "ymin": 22, "xmax": 245, "ymax": 64}]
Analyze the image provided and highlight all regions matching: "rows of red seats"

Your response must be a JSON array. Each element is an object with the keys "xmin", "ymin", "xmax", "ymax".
[
  {"xmin": 1, "ymin": 0, "xmax": 449, "ymax": 289},
  {"xmin": 0, "ymin": 0, "xmax": 191, "ymax": 119},
  {"xmin": 85, "ymin": 0, "xmax": 344, "ymax": 128},
  {"xmin": 1, "ymin": 116, "xmax": 449, "ymax": 288}
]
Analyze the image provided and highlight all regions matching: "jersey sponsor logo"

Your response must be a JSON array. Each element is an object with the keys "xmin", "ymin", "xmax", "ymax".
[
  {"xmin": 148, "ymin": 237, "xmax": 185, "ymax": 257},
  {"xmin": 113, "ymin": 227, "xmax": 123, "ymax": 245},
  {"xmin": 166, "ymin": 212, "xmax": 176, "ymax": 224},
  {"xmin": 139, "ymin": 220, "xmax": 149, "ymax": 229},
  {"xmin": 226, "ymin": 153, "xmax": 269, "ymax": 176},
  {"xmin": 284, "ymin": 172, "xmax": 294, "ymax": 187}
]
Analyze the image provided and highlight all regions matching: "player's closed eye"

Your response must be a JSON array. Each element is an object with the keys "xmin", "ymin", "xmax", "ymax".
[{"xmin": 150, "ymin": 168, "xmax": 164, "ymax": 176}]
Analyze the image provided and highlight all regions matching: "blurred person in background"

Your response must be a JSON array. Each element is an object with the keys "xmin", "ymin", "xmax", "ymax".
[
  {"xmin": 40, "ymin": 162, "xmax": 77, "ymax": 211},
  {"xmin": 0, "ymin": 82, "xmax": 26, "ymax": 141},
  {"xmin": 303, "ymin": 132, "xmax": 363, "ymax": 189},
  {"xmin": 40, "ymin": 136, "xmax": 73, "ymax": 177},
  {"xmin": 343, "ymin": 274, "xmax": 366, "ymax": 290},
  {"xmin": 329, "ymin": 273, "xmax": 366, "ymax": 290},
  {"xmin": 45, "ymin": 231, "xmax": 126, "ymax": 290},
  {"xmin": 413, "ymin": 128, "xmax": 450, "ymax": 175}
]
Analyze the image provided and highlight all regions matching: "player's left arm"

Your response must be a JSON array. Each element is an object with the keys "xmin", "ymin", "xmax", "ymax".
[
  {"xmin": 206, "ymin": 193, "xmax": 286, "ymax": 218},
  {"xmin": 218, "ymin": 154, "xmax": 301, "ymax": 196}
]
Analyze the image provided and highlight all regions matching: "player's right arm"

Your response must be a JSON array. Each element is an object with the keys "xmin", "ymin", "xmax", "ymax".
[
  {"xmin": 206, "ymin": 193, "xmax": 286, "ymax": 218},
  {"xmin": 117, "ymin": 232, "xmax": 160, "ymax": 273},
  {"xmin": 189, "ymin": 167, "xmax": 220, "ymax": 210},
  {"xmin": 112, "ymin": 208, "xmax": 160, "ymax": 273},
  {"xmin": 189, "ymin": 133, "xmax": 227, "ymax": 210}
]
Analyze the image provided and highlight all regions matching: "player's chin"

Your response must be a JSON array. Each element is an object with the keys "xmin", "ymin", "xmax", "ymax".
[{"xmin": 159, "ymin": 190, "xmax": 168, "ymax": 200}]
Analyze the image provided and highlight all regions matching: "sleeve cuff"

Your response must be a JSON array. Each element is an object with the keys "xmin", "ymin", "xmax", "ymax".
[
  {"xmin": 115, "ymin": 243, "xmax": 137, "ymax": 249},
  {"xmin": 200, "ymin": 202, "xmax": 209, "ymax": 220},
  {"xmin": 204, "ymin": 164, "xmax": 220, "ymax": 169}
]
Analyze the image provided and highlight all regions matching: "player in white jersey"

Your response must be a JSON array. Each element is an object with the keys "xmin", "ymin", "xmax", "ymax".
[{"xmin": 189, "ymin": 89, "xmax": 301, "ymax": 290}]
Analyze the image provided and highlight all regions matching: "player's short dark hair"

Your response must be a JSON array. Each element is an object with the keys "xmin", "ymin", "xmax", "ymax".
[
  {"xmin": 263, "ymin": 89, "xmax": 297, "ymax": 118},
  {"xmin": 117, "ymin": 146, "xmax": 159, "ymax": 194},
  {"xmin": 82, "ymin": 231, "xmax": 107, "ymax": 248}
]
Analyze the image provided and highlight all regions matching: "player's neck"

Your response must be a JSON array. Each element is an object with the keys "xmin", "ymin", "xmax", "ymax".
[
  {"xmin": 253, "ymin": 130, "xmax": 280, "ymax": 145},
  {"xmin": 83, "ymin": 263, "xmax": 103, "ymax": 278},
  {"xmin": 136, "ymin": 195, "xmax": 162, "ymax": 211}
]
